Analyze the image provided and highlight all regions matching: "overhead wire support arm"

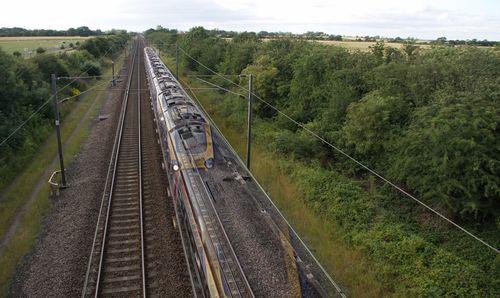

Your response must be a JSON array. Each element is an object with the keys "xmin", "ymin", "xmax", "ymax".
[
  {"xmin": 0, "ymin": 38, "xmax": 130, "ymax": 149},
  {"xmin": 175, "ymin": 43, "xmax": 179, "ymax": 79},
  {"xmin": 174, "ymin": 44, "xmax": 500, "ymax": 254},
  {"xmin": 245, "ymin": 74, "xmax": 253, "ymax": 169},
  {"xmin": 194, "ymin": 77, "xmax": 245, "ymax": 98},
  {"xmin": 51, "ymin": 74, "xmax": 67, "ymax": 188}
]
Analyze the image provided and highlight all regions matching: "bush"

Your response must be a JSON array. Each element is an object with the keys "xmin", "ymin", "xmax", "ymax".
[
  {"xmin": 82, "ymin": 61, "xmax": 101, "ymax": 76},
  {"xmin": 35, "ymin": 47, "xmax": 46, "ymax": 54}
]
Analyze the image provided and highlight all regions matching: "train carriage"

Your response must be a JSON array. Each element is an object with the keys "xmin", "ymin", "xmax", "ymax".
[{"xmin": 143, "ymin": 47, "xmax": 250, "ymax": 298}]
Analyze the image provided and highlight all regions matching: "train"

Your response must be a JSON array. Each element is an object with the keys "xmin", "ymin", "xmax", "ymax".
[{"xmin": 143, "ymin": 47, "xmax": 252, "ymax": 298}]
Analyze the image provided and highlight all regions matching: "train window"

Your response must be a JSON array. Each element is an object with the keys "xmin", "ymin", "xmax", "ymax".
[
  {"xmin": 192, "ymin": 126, "xmax": 203, "ymax": 133},
  {"xmin": 181, "ymin": 131, "xmax": 194, "ymax": 139}
]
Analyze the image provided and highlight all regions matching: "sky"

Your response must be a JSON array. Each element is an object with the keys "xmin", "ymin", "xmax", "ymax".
[{"xmin": 2, "ymin": 0, "xmax": 499, "ymax": 40}]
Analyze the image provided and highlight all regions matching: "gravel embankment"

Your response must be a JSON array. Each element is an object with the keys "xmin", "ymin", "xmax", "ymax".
[
  {"xmin": 10, "ymin": 51, "xmax": 193, "ymax": 297},
  {"xmin": 9, "ymin": 68, "xmax": 126, "ymax": 297},
  {"xmin": 140, "ymin": 70, "xmax": 193, "ymax": 296}
]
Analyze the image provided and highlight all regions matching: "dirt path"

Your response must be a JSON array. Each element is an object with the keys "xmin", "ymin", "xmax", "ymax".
[
  {"xmin": 9, "ymin": 68, "xmax": 126, "ymax": 296},
  {"xmin": 0, "ymin": 81, "xmax": 112, "ymax": 256}
]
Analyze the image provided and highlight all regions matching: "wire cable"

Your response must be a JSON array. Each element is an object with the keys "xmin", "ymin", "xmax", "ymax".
[
  {"xmin": 174, "ymin": 45, "xmax": 499, "ymax": 254},
  {"xmin": 180, "ymin": 76, "xmax": 347, "ymax": 296},
  {"xmin": 194, "ymin": 77, "xmax": 245, "ymax": 98},
  {"xmin": 0, "ymin": 37, "xmax": 130, "ymax": 147},
  {"xmin": 176, "ymin": 46, "xmax": 248, "ymax": 93},
  {"xmin": 0, "ymin": 98, "xmax": 52, "ymax": 147},
  {"xmin": 58, "ymin": 79, "xmax": 112, "ymax": 103},
  {"xmin": 0, "ymin": 78, "xmax": 113, "ymax": 148}
]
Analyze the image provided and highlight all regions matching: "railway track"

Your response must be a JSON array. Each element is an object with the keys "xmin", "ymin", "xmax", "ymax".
[{"xmin": 83, "ymin": 37, "xmax": 154, "ymax": 297}]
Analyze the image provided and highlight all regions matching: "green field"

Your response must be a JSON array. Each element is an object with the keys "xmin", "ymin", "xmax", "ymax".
[{"xmin": 0, "ymin": 36, "xmax": 88, "ymax": 55}]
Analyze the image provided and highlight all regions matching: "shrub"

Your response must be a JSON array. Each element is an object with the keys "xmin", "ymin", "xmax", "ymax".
[
  {"xmin": 82, "ymin": 61, "xmax": 101, "ymax": 76},
  {"xmin": 35, "ymin": 47, "xmax": 46, "ymax": 54}
]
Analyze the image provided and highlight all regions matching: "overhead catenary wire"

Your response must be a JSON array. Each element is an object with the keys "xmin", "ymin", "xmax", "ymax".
[
  {"xmin": 0, "ymin": 78, "xmax": 115, "ymax": 148},
  {"xmin": 174, "ymin": 43, "xmax": 500, "ymax": 254},
  {"xmin": 56, "ymin": 37, "xmax": 131, "ymax": 96},
  {"xmin": 194, "ymin": 77, "xmax": 245, "ymax": 98},
  {"xmin": 58, "ymin": 78, "xmax": 113, "ymax": 103},
  {"xmin": 0, "ymin": 98, "xmax": 53, "ymax": 147},
  {"xmin": 179, "ymin": 76, "xmax": 346, "ymax": 296},
  {"xmin": 0, "ymin": 38, "xmax": 131, "ymax": 147}
]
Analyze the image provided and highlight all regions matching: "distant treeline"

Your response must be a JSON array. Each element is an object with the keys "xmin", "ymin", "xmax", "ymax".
[
  {"xmin": 0, "ymin": 26, "xmax": 123, "ymax": 37},
  {"xmin": 149, "ymin": 26, "xmax": 499, "ymax": 46},
  {"xmin": 149, "ymin": 26, "xmax": 343, "ymax": 41},
  {"xmin": 431, "ymin": 36, "xmax": 498, "ymax": 47}
]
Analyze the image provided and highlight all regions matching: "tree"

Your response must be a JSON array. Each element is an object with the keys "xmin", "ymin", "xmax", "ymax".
[
  {"xmin": 403, "ymin": 42, "xmax": 419, "ymax": 60},
  {"xmin": 33, "ymin": 53, "xmax": 69, "ymax": 79},
  {"xmin": 369, "ymin": 41, "xmax": 385, "ymax": 62},
  {"xmin": 242, "ymin": 55, "xmax": 279, "ymax": 117},
  {"xmin": 389, "ymin": 96, "xmax": 499, "ymax": 219},
  {"xmin": 342, "ymin": 92, "xmax": 408, "ymax": 164},
  {"xmin": 36, "ymin": 47, "xmax": 46, "ymax": 54},
  {"xmin": 82, "ymin": 61, "xmax": 101, "ymax": 76}
]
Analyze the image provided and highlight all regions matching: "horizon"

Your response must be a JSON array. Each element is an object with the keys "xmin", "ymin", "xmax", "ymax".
[
  {"xmin": 2, "ymin": 0, "xmax": 500, "ymax": 41},
  {"xmin": 2, "ymin": 26, "xmax": 498, "ymax": 42}
]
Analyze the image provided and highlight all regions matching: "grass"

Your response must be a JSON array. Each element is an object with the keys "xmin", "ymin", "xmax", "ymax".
[
  {"xmin": 0, "ymin": 36, "xmax": 88, "ymax": 55},
  {"xmin": 313, "ymin": 40, "xmax": 429, "ymax": 51},
  {"xmin": 173, "ymin": 69, "xmax": 389, "ymax": 296},
  {"xmin": 0, "ymin": 50, "xmax": 125, "ymax": 296},
  {"xmin": 254, "ymin": 37, "xmax": 431, "ymax": 52},
  {"xmin": 215, "ymin": 121, "xmax": 386, "ymax": 297}
]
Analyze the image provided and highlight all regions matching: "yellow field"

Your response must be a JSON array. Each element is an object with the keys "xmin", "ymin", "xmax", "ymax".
[{"xmin": 259, "ymin": 37, "xmax": 431, "ymax": 51}]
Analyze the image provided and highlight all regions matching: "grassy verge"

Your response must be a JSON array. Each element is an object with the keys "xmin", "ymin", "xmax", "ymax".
[
  {"xmin": 214, "ymin": 119, "xmax": 386, "ymax": 297},
  {"xmin": 176, "ymin": 74, "xmax": 387, "ymax": 296},
  {"xmin": 175, "ymin": 71, "xmax": 499, "ymax": 297},
  {"xmin": 0, "ymin": 51, "xmax": 126, "ymax": 295}
]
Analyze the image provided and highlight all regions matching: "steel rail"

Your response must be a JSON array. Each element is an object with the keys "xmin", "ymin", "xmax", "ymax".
[
  {"xmin": 137, "ymin": 37, "xmax": 147, "ymax": 297},
  {"xmin": 94, "ymin": 39, "xmax": 140, "ymax": 297},
  {"xmin": 82, "ymin": 40, "xmax": 138, "ymax": 298}
]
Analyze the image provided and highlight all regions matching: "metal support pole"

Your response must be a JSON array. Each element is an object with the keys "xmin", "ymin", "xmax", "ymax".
[
  {"xmin": 51, "ymin": 74, "xmax": 67, "ymax": 188},
  {"xmin": 112, "ymin": 60, "xmax": 116, "ymax": 86},
  {"xmin": 246, "ymin": 74, "xmax": 253, "ymax": 170},
  {"xmin": 176, "ymin": 44, "xmax": 179, "ymax": 79}
]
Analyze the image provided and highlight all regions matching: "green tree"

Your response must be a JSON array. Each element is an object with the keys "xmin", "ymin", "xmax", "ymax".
[
  {"xmin": 389, "ymin": 96, "xmax": 500, "ymax": 219},
  {"xmin": 342, "ymin": 92, "xmax": 409, "ymax": 164},
  {"xmin": 242, "ymin": 55, "xmax": 279, "ymax": 117},
  {"xmin": 36, "ymin": 47, "xmax": 46, "ymax": 54}
]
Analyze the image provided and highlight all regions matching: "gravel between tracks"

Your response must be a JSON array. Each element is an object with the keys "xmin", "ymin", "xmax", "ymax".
[
  {"xmin": 140, "ymin": 76, "xmax": 192, "ymax": 296},
  {"xmin": 9, "ymin": 67, "xmax": 127, "ymax": 297},
  {"xmin": 9, "ymin": 48, "xmax": 193, "ymax": 297}
]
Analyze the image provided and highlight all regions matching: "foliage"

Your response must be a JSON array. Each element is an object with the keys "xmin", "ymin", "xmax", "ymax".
[
  {"xmin": 35, "ymin": 47, "xmax": 45, "ymax": 54},
  {"xmin": 80, "ymin": 33, "xmax": 129, "ymax": 58},
  {"xmin": 82, "ymin": 61, "xmax": 102, "ymax": 76},
  {"xmin": 146, "ymin": 27, "xmax": 500, "ymax": 220},
  {"xmin": 0, "ymin": 26, "xmax": 104, "ymax": 37},
  {"xmin": 389, "ymin": 96, "xmax": 500, "ymax": 219},
  {"xmin": 145, "ymin": 27, "xmax": 500, "ymax": 296},
  {"xmin": 0, "ymin": 34, "xmax": 129, "ymax": 191}
]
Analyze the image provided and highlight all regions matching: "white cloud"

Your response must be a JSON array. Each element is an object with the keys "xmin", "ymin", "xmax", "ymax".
[{"xmin": 1, "ymin": 0, "xmax": 499, "ymax": 40}]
